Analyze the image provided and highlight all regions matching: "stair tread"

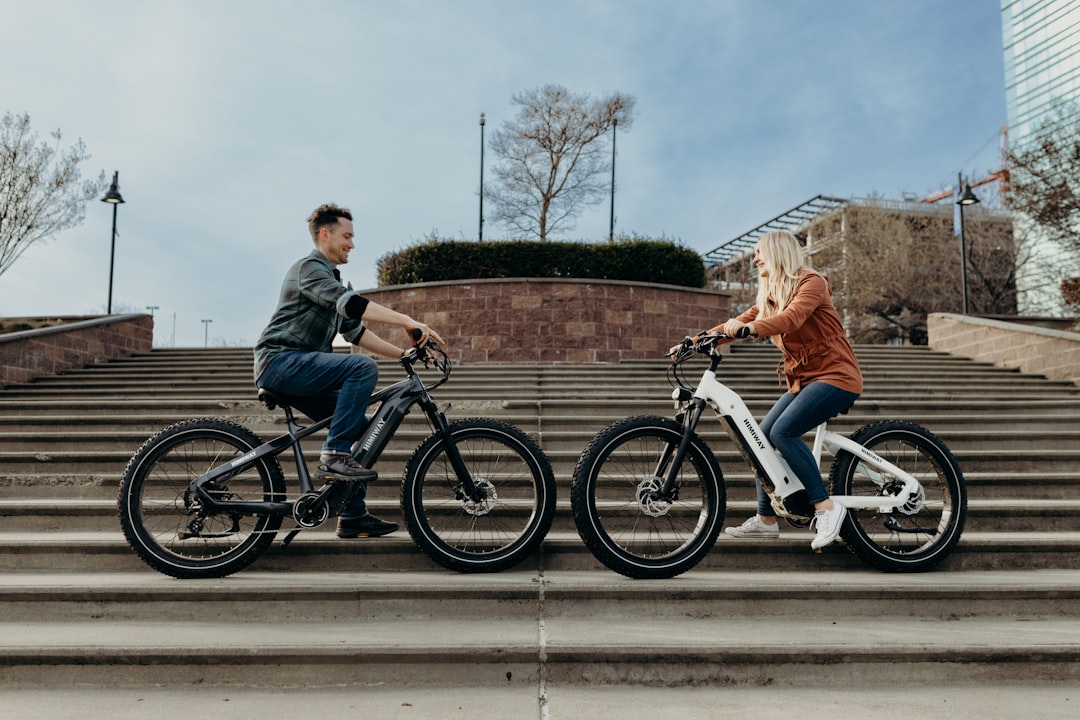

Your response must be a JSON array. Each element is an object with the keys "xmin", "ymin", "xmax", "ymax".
[
  {"xmin": 0, "ymin": 615, "xmax": 1076, "ymax": 657},
  {"xmin": 3, "ymin": 567, "xmax": 1080, "ymax": 593}
]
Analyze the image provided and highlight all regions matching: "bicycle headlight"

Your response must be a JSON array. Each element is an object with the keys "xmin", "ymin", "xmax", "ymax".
[{"xmin": 672, "ymin": 387, "xmax": 693, "ymax": 406}]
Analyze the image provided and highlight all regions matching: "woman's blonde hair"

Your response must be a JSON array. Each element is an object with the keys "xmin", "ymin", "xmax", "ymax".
[{"xmin": 754, "ymin": 230, "xmax": 819, "ymax": 319}]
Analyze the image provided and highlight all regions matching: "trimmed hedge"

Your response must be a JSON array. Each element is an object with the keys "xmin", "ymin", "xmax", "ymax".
[{"xmin": 377, "ymin": 236, "xmax": 706, "ymax": 288}]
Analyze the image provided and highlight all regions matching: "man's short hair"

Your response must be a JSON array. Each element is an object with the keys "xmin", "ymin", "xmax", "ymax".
[{"xmin": 307, "ymin": 203, "xmax": 353, "ymax": 243}]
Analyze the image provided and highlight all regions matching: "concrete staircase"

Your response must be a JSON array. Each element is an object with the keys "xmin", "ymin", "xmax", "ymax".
[{"xmin": 1, "ymin": 344, "xmax": 1079, "ymax": 713}]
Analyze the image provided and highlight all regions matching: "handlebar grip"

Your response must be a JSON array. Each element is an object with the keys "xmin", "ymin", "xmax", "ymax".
[
  {"xmin": 735, "ymin": 326, "xmax": 751, "ymax": 339},
  {"xmin": 410, "ymin": 328, "xmax": 423, "ymax": 342}
]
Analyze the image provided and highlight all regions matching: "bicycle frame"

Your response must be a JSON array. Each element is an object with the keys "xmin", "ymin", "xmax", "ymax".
[
  {"xmin": 186, "ymin": 347, "xmax": 484, "ymax": 520},
  {"xmin": 669, "ymin": 350, "xmax": 924, "ymax": 521}
]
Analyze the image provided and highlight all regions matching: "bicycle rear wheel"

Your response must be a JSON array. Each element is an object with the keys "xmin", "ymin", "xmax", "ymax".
[
  {"xmin": 829, "ymin": 420, "xmax": 967, "ymax": 572},
  {"xmin": 118, "ymin": 418, "xmax": 285, "ymax": 579},
  {"xmin": 401, "ymin": 418, "xmax": 557, "ymax": 573},
  {"xmin": 570, "ymin": 415, "xmax": 725, "ymax": 579}
]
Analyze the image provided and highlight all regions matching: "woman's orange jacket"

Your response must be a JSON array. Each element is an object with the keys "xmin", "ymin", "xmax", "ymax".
[{"xmin": 736, "ymin": 271, "xmax": 862, "ymax": 395}]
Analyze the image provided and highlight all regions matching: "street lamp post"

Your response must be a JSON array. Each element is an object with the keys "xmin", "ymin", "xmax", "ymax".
[
  {"xmin": 955, "ymin": 173, "xmax": 981, "ymax": 314},
  {"xmin": 101, "ymin": 171, "xmax": 125, "ymax": 314},
  {"xmin": 201, "ymin": 319, "xmax": 213, "ymax": 348},
  {"xmin": 609, "ymin": 118, "xmax": 617, "ymax": 242},
  {"xmin": 478, "ymin": 113, "xmax": 485, "ymax": 242}
]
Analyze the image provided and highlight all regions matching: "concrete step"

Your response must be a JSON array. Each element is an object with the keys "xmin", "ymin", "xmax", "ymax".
[
  {"xmin": 3, "ymin": 497, "xmax": 1079, "ymax": 533},
  {"xmin": 1, "ymin": 445, "xmax": 1076, "ymax": 479},
  {"xmin": 4, "ymin": 423, "xmax": 1078, "ymax": 453},
  {"xmin": 4, "ymin": 410, "xmax": 1080, "ymax": 439},
  {"xmin": 0, "ymin": 686, "xmax": 1071, "ymax": 720},
  {"xmin": 0, "ymin": 569, "xmax": 1078, "ymax": 690},
  {"xmin": 3, "ymin": 394, "xmax": 1077, "ymax": 417},
  {"xmin": 3, "ymin": 530, "xmax": 1080, "ymax": 574},
  {"xmin": 4, "ymin": 569, "xmax": 1079, "ymax": 622}
]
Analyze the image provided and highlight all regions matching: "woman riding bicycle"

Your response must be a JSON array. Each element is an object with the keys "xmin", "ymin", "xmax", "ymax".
[{"xmin": 713, "ymin": 230, "xmax": 862, "ymax": 550}]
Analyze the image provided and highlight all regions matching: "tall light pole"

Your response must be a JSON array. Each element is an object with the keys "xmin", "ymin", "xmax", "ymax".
[
  {"xmin": 956, "ymin": 172, "xmax": 980, "ymax": 314},
  {"xmin": 101, "ymin": 171, "xmax": 125, "ymax": 314},
  {"xmin": 609, "ymin": 118, "xmax": 617, "ymax": 242},
  {"xmin": 478, "ymin": 112, "xmax": 485, "ymax": 242},
  {"xmin": 201, "ymin": 318, "xmax": 213, "ymax": 348},
  {"xmin": 146, "ymin": 306, "xmax": 159, "ymax": 348}
]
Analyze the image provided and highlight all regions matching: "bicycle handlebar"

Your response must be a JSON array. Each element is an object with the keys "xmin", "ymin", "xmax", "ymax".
[
  {"xmin": 401, "ymin": 332, "xmax": 452, "ymax": 382},
  {"xmin": 671, "ymin": 326, "xmax": 748, "ymax": 361}
]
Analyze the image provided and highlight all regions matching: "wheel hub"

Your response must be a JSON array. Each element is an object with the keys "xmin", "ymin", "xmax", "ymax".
[
  {"xmin": 636, "ymin": 476, "xmax": 673, "ymax": 517},
  {"xmin": 461, "ymin": 478, "xmax": 497, "ymax": 516}
]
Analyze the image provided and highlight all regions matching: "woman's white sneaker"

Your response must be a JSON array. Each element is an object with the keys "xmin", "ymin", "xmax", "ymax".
[
  {"xmin": 724, "ymin": 515, "xmax": 780, "ymax": 538},
  {"xmin": 811, "ymin": 503, "xmax": 847, "ymax": 549}
]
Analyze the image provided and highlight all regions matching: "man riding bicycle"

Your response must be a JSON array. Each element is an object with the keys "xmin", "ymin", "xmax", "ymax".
[{"xmin": 253, "ymin": 203, "xmax": 444, "ymax": 539}]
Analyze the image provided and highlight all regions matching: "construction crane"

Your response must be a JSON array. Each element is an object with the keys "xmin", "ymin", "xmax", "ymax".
[
  {"xmin": 921, "ymin": 124, "xmax": 1011, "ymax": 204},
  {"xmin": 921, "ymin": 168, "xmax": 1010, "ymax": 204}
]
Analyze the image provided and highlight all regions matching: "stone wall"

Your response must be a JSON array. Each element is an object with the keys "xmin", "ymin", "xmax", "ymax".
[
  {"xmin": 359, "ymin": 278, "xmax": 729, "ymax": 363},
  {"xmin": 0, "ymin": 314, "xmax": 153, "ymax": 387},
  {"xmin": 928, "ymin": 312, "xmax": 1080, "ymax": 387}
]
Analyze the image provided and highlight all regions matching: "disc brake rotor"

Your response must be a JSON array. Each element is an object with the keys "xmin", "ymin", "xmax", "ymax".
[
  {"xmin": 462, "ymin": 478, "xmax": 497, "ymax": 516},
  {"xmin": 636, "ymin": 476, "xmax": 672, "ymax": 517}
]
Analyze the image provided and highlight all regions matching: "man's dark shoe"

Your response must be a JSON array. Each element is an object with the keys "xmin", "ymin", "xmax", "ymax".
[
  {"xmin": 317, "ymin": 454, "xmax": 377, "ymax": 482},
  {"xmin": 337, "ymin": 514, "xmax": 399, "ymax": 538}
]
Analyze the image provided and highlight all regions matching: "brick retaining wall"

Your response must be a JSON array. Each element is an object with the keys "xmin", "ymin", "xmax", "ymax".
[
  {"xmin": 359, "ymin": 278, "xmax": 729, "ymax": 363},
  {"xmin": 928, "ymin": 312, "xmax": 1080, "ymax": 387},
  {"xmin": 0, "ymin": 314, "xmax": 153, "ymax": 387}
]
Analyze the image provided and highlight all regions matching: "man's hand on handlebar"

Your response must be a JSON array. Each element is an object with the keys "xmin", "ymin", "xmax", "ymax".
[{"xmin": 406, "ymin": 323, "xmax": 445, "ymax": 349}]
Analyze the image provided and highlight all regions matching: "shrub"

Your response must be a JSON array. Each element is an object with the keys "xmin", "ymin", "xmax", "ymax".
[{"xmin": 376, "ymin": 234, "xmax": 706, "ymax": 288}]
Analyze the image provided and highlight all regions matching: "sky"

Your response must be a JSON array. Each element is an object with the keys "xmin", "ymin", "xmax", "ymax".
[{"xmin": 0, "ymin": 0, "xmax": 1008, "ymax": 348}]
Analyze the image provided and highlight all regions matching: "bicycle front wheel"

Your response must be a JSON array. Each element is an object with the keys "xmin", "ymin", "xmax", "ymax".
[
  {"xmin": 571, "ymin": 415, "xmax": 725, "ymax": 579},
  {"xmin": 829, "ymin": 420, "xmax": 967, "ymax": 572},
  {"xmin": 118, "ymin": 418, "xmax": 285, "ymax": 579},
  {"xmin": 401, "ymin": 418, "xmax": 556, "ymax": 573}
]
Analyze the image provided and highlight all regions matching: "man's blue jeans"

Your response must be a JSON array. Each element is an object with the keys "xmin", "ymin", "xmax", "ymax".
[
  {"xmin": 257, "ymin": 350, "xmax": 379, "ymax": 518},
  {"xmin": 756, "ymin": 381, "xmax": 860, "ymax": 517}
]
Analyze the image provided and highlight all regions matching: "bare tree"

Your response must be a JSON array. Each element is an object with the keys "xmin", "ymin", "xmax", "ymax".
[
  {"xmin": 1007, "ymin": 104, "xmax": 1080, "ymax": 256},
  {"xmin": 0, "ymin": 112, "xmax": 106, "ymax": 278},
  {"xmin": 1005, "ymin": 104, "xmax": 1080, "ymax": 314},
  {"xmin": 488, "ymin": 85, "xmax": 634, "ymax": 241},
  {"xmin": 806, "ymin": 202, "xmax": 1017, "ymax": 344}
]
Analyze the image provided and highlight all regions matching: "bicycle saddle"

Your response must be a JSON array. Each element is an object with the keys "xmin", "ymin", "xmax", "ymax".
[{"xmin": 257, "ymin": 388, "xmax": 289, "ymax": 411}]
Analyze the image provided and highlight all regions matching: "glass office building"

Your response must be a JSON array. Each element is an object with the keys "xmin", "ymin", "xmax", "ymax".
[{"xmin": 1001, "ymin": 0, "xmax": 1080, "ymax": 315}]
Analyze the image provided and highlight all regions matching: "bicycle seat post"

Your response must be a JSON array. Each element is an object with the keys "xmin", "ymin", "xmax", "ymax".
[{"xmin": 259, "ymin": 389, "xmax": 316, "ymax": 494}]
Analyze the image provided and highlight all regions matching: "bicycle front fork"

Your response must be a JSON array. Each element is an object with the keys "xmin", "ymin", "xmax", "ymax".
[
  {"xmin": 424, "ymin": 402, "xmax": 488, "ymax": 503},
  {"xmin": 656, "ymin": 398, "xmax": 708, "ymax": 497}
]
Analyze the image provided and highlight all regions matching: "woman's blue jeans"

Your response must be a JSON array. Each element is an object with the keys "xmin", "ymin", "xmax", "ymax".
[
  {"xmin": 257, "ymin": 350, "xmax": 379, "ymax": 519},
  {"xmin": 756, "ymin": 381, "xmax": 860, "ymax": 517}
]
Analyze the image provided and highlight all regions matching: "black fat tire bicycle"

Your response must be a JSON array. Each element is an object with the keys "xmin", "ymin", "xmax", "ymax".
[{"xmin": 118, "ymin": 341, "xmax": 557, "ymax": 579}]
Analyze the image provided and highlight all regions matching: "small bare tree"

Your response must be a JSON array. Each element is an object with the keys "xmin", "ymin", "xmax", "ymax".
[
  {"xmin": 1007, "ymin": 105, "xmax": 1080, "ymax": 257},
  {"xmin": 1006, "ymin": 104, "xmax": 1080, "ymax": 313},
  {"xmin": 488, "ymin": 85, "xmax": 634, "ymax": 241},
  {"xmin": 0, "ymin": 112, "xmax": 106, "ymax": 278}
]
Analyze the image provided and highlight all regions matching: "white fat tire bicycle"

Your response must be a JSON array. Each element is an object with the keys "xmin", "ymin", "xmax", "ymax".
[{"xmin": 570, "ymin": 332, "xmax": 967, "ymax": 579}]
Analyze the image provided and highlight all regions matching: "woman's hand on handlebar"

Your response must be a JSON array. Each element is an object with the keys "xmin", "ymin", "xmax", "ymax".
[
  {"xmin": 719, "ymin": 319, "xmax": 754, "ymax": 339},
  {"xmin": 667, "ymin": 321, "xmax": 753, "ymax": 358}
]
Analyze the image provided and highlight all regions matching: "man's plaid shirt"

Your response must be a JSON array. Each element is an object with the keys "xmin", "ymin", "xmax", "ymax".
[{"xmin": 253, "ymin": 249, "xmax": 366, "ymax": 382}]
